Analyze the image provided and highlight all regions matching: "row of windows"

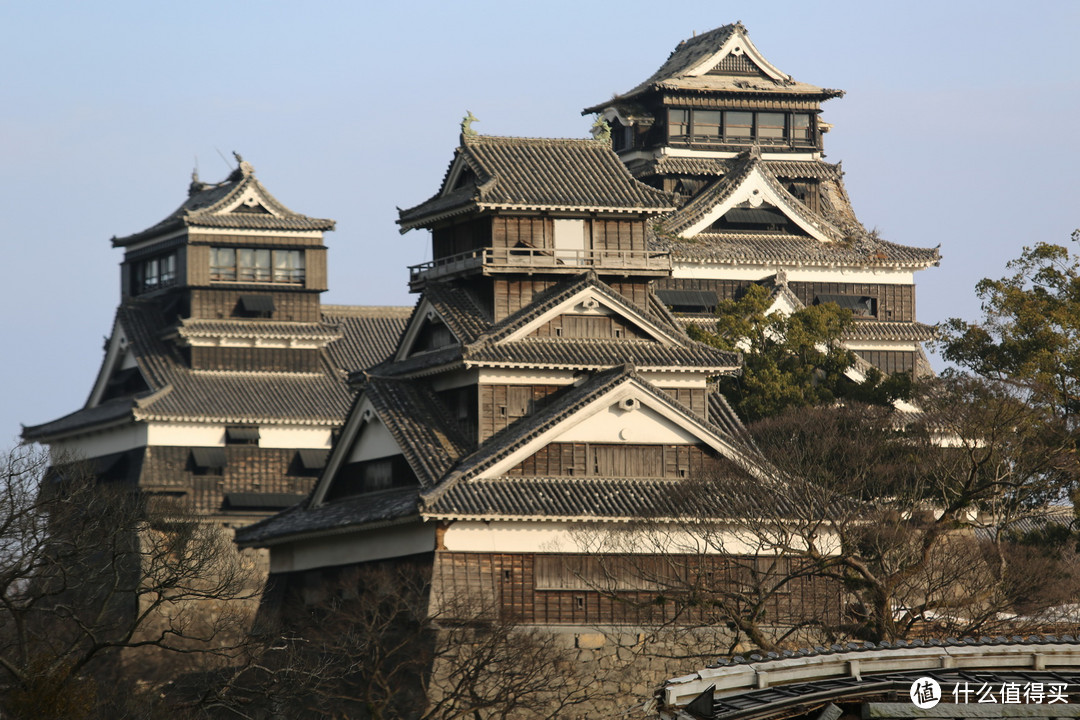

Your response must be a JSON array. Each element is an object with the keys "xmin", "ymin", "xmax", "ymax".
[
  {"xmin": 131, "ymin": 252, "xmax": 177, "ymax": 294},
  {"xmin": 668, "ymin": 109, "xmax": 813, "ymax": 146},
  {"xmin": 210, "ymin": 248, "xmax": 305, "ymax": 283}
]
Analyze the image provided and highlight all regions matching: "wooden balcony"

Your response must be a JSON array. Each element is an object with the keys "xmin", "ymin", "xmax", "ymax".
[{"xmin": 408, "ymin": 247, "xmax": 671, "ymax": 290}]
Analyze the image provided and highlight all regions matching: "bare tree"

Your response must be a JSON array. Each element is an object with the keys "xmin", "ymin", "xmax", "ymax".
[
  {"xmin": 577, "ymin": 376, "xmax": 1080, "ymax": 656},
  {"xmin": 0, "ymin": 445, "xmax": 259, "ymax": 718},
  {"xmin": 182, "ymin": 561, "xmax": 601, "ymax": 720}
]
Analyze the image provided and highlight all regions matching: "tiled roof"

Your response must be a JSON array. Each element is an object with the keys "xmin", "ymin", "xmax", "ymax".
[
  {"xmin": 484, "ymin": 271, "xmax": 686, "ymax": 346},
  {"xmin": 321, "ymin": 305, "xmax": 411, "ymax": 373},
  {"xmin": 420, "ymin": 283, "xmax": 491, "ymax": 345},
  {"xmin": 663, "ymin": 638, "xmax": 1080, "ymax": 719},
  {"xmin": 427, "ymin": 476, "xmax": 735, "ymax": 520},
  {"xmin": 112, "ymin": 162, "xmax": 334, "ymax": 246},
  {"xmin": 422, "ymin": 365, "xmax": 761, "ymax": 514},
  {"xmin": 465, "ymin": 338, "xmax": 739, "ymax": 372},
  {"xmin": 369, "ymin": 274, "xmax": 738, "ymax": 377},
  {"xmin": 364, "ymin": 379, "xmax": 471, "ymax": 487},
  {"xmin": 583, "ymin": 23, "xmax": 841, "ymax": 113},
  {"xmin": 177, "ymin": 318, "xmax": 344, "ymax": 342},
  {"xmin": 22, "ymin": 397, "xmax": 138, "ymax": 440},
  {"xmin": 657, "ymin": 232, "xmax": 941, "ymax": 268},
  {"xmin": 844, "ymin": 321, "xmax": 936, "ymax": 342},
  {"xmin": 399, "ymin": 135, "xmax": 673, "ymax": 230},
  {"xmin": 24, "ymin": 301, "xmax": 411, "ymax": 441},
  {"xmin": 626, "ymin": 156, "xmax": 841, "ymax": 181},
  {"xmin": 235, "ymin": 487, "xmax": 420, "ymax": 546}
]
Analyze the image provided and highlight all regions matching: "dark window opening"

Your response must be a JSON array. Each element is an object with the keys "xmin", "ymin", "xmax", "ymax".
[
  {"xmin": 325, "ymin": 455, "xmax": 417, "ymax": 501},
  {"xmin": 131, "ymin": 252, "xmax": 177, "ymax": 295},
  {"xmin": 709, "ymin": 204, "xmax": 796, "ymax": 234},
  {"xmin": 665, "ymin": 109, "xmax": 816, "ymax": 147},
  {"xmin": 224, "ymin": 492, "xmax": 305, "ymax": 510},
  {"xmin": 814, "ymin": 294, "xmax": 877, "ymax": 318},
  {"xmin": 655, "ymin": 289, "xmax": 719, "ymax": 315},
  {"xmin": 412, "ymin": 319, "xmax": 457, "ymax": 353},
  {"xmin": 100, "ymin": 366, "xmax": 150, "ymax": 402},
  {"xmin": 297, "ymin": 449, "xmax": 329, "ymax": 470},
  {"xmin": 235, "ymin": 294, "xmax": 275, "ymax": 318},
  {"xmin": 190, "ymin": 447, "xmax": 226, "ymax": 476},
  {"xmin": 225, "ymin": 426, "xmax": 260, "ymax": 445},
  {"xmin": 211, "ymin": 247, "xmax": 304, "ymax": 284}
]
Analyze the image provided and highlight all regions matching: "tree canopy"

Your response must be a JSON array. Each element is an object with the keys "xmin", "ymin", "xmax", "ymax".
[
  {"xmin": 938, "ymin": 231, "xmax": 1080, "ymax": 424},
  {"xmin": 688, "ymin": 283, "xmax": 911, "ymax": 421}
]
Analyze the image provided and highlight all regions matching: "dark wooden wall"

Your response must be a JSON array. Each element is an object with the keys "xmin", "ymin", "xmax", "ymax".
[
  {"xmin": 433, "ymin": 551, "xmax": 845, "ymax": 627},
  {"xmin": 658, "ymin": 277, "xmax": 916, "ymax": 323},
  {"xmin": 479, "ymin": 384, "xmax": 562, "ymax": 441},
  {"xmin": 190, "ymin": 346, "xmax": 322, "ymax": 373},
  {"xmin": 140, "ymin": 446, "xmax": 317, "ymax": 516},
  {"xmin": 507, "ymin": 443, "xmax": 711, "ymax": 479},
  {"xmin": 188, "ymin": 288, "xmax": 322, "ymax": 322},
  {"xmin": 854, "ymin": 350, "xmax": 916, "ymax": 375}
]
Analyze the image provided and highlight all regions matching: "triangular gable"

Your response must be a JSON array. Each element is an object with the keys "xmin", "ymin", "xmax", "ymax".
[
  {"xmin": 86, "ymin": 318, "xmax": 145, "ymax": 408},
  {"xmin": 423, "ymin": 369, "xmax": 764, "ymax": 509},
  {"xmin": 311, "ymin": 396, "xmax": 411, "ymax": 504},
  {"xmin": 394, "ymin": 298, "xmax": 463, "ymax": 361},
  {"xmin": 312, "ymin": 379, "xmax": 469, "ymax": 505},
  {"xmin": 493, "ymin": 279, "xmax": 683, "ymax": 347},
  {"xmin": 674, "ymin": 160, "xmax": 842, "ymax": 243},
  {"xmin": 439, "ymin": 149, "xmax": 491, "ymax": 198},
  {"xmin": 681, "ymin": 25, "xmax": 790, "ymax": 82},
  {"xmin": 223, "ymin": 184, "xmax": 281, "ymax": 217}
]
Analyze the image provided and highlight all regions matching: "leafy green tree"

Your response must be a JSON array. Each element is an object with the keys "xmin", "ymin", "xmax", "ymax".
[
  {"xmin": 937, "ymin": 231, "xmax": 1080, "ymax": 423},
  {"xmin": 689, "ymin": 283, "xmax": 911, "ymax": 421}
]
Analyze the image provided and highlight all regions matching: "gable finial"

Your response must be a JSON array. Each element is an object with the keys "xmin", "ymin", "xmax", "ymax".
[
  {"xmin": 189, "ymin": 163, "xmax": 208, "ymax": 197},
  {"xmin": 590, "ymin": 115, "xmax": 611, "ymax": 144},
  {"xmin": 461, "ymin": 111, "xmax": 479, "ymax": 138},
  {"xmin": 232, "ymin": 151, "xmax": 254, "ymax": 178}
]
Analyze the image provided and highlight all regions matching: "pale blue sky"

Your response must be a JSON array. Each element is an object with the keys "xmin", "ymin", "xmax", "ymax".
[{"xmin": 4, "ymin": 1, "xmax": 1079, "ymax": 443}]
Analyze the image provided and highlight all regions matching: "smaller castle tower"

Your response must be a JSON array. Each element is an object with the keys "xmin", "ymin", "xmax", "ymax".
[{"xmin": 23, "ymin": 158, "xmax": 408, "ymax": 529}]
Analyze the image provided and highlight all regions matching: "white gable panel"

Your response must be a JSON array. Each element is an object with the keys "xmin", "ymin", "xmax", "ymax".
[
  {"xmin": 472, "ymin": 379, "xmax": 758, "ymax": 482},
  {"xmin": 347, "ymin": 416, "xmax": 402, "ymax": 463},
  {"xmin": 680, "ymin": 166, "xmax": 835, "ymax": 242},
  {"xmin": 556, "ymin": 402, "xmax": 699, "ymax": 444}
]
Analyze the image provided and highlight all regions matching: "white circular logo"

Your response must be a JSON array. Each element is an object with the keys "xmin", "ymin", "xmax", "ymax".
[{"xmin": 910, "ymin": 677, "xmax": 941, "ymax": 709}]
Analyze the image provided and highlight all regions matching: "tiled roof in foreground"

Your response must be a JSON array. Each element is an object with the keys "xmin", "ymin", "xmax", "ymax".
[{"xmin": 662, "ymin": 637, "xmax": 1080, "ymax": 720}]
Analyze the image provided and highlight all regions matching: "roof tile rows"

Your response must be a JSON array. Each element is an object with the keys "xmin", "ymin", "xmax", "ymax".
[
  {"xmin": 399, "ymin": 135, "xmax": 673, "ymax": 229},
  {"xmin": 583, "ymin": 22, "xmax": 841, "ymax": 113},
  {"xmin": 112, "ymin": 163, "xmax": 334, "ymax": 246},
  {"xmin": 23, "ymin": 302, "xmax": 410, "ymax": 439},
  {"xmin": 658, "ymin": 232, "xmax": 940, "ymax": 268}
]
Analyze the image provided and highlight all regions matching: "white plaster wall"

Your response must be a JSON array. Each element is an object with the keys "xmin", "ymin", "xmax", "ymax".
[
  {"xmin": 556, "ymin": 403, "xmax": 698, "ymax": 444},
  {"xmin": 441, "ymin": 521, "xmax": 835, "ymax": 556},
  {"xmin": 146, "ymin": 423, "xmax": 225, "ymax": 447},
  {"xmin": 269, "ymin": 522, "xmax": 436, "ymax": 573},
  {"xmin": 48, "ymin": 423, "xmax": 149, "ymax": 460},
  {"xmin": 672, "ymin": 263, "xmax": 916, "ymax": 285},
  {"xmin": 258, "ymin": 426, "xmax": 333, "ymax": 449},
  {"xmin": 346, "ymin": 418, "xmax": 400, "ymax": 463}
]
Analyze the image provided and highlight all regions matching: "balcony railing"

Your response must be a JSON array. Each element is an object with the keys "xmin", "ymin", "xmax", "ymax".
[{"xmin": 408, "ymin": 247, "xmax": 671, "ymax": 288}]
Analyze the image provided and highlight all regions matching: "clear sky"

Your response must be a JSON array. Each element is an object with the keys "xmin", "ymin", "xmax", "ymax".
[{"xmin": 3, "ymin": 1, "xmax": 1078, "ymax": 444}]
